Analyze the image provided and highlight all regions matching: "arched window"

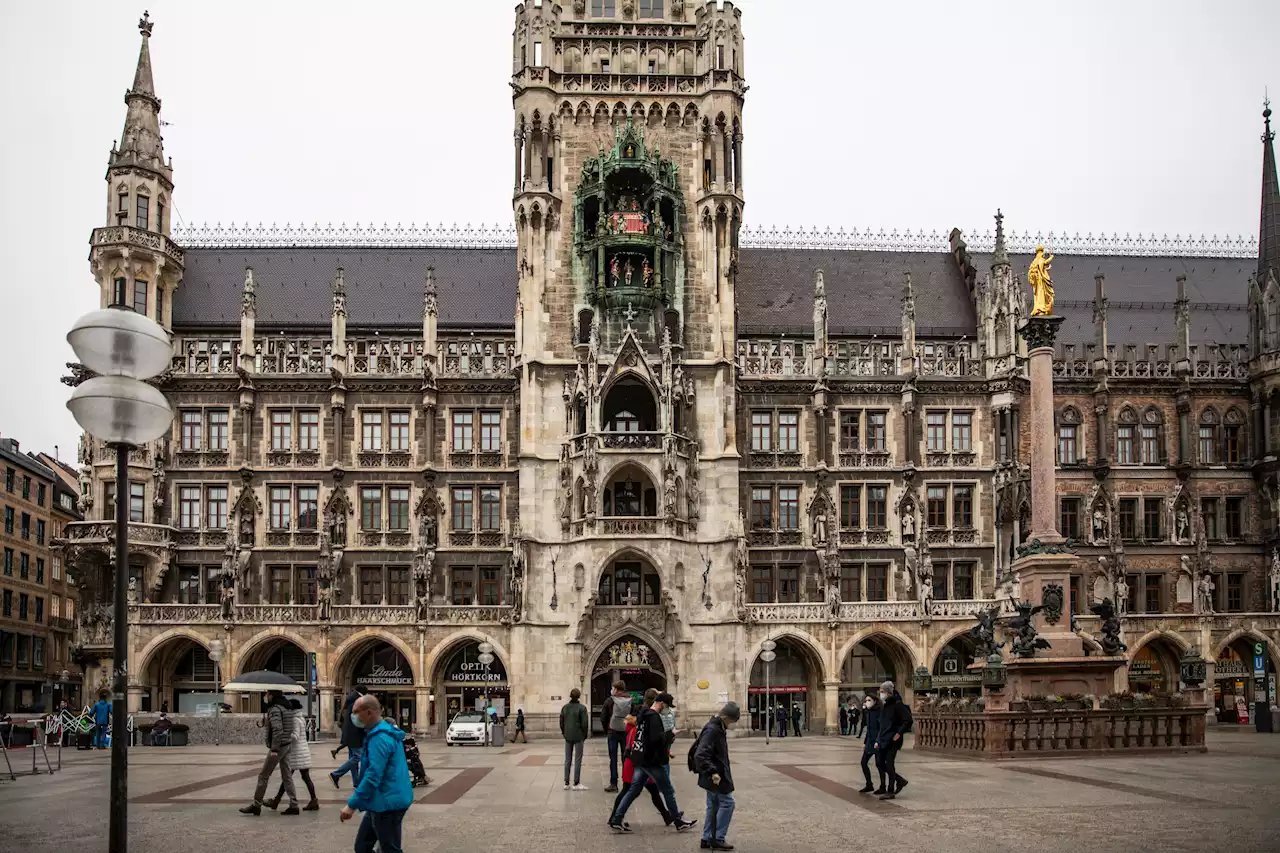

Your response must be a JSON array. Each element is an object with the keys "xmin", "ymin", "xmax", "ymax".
[
  {"xmin": 602, "ymin": 378, "xmax": 657, "ymax": 433},
  {"xmin": 1198, "ymin": 407, "xmax": 1220, "ymax": 465},
  {"xmin": 1268, "ymin": 294, "xmax": 1279, "ymax": 349},
  {"xmin": 598, "ymin": 558, "xmax": 660, "ymax": 605},
  {"xmin": 1141, "ymin": 406, "xmax": 1164, "ymax": 465},
  {"xmin": 1223, "ymin": 406, "xmax": 1245, "ymax": 464},
  {"xmin": 1057, "ymin": 406, "xmax": 1081, "ymax": 465},
  {"xmin": 994, "ymin": 310, "xmax": 1009, "ymax": 355},
  {"xmin": 602, "ymin": 466, "xmax": 657, "ymax": 517},
  {"xmin": 1115, "ymin": 406, "xmax": 1138, "ymax": 464}
]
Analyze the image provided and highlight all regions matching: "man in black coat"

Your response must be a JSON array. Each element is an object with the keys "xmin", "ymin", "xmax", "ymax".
[
  {"xmin": 694, "ymin": 702, "xmax": 740, "ymax": 851},
  {"xmin": 330, "ymin": 685, "xmax": 366, "ymax": 789},
  {"xmin": 607, "ymin": 692, "xmax": 695, "ymax": 834},
  {"xmin": 857, "ymin": 693, "xmax": 883, "ymax": 794},
  {"xmin": 790, "ymin": 703, "xmax": 803, "ymax": 737},
  {"xmin": 872, "ymin": 681, "xmax": 909, "ymax": 799}
]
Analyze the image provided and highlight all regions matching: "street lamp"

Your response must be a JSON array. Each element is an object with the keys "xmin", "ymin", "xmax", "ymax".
[
  {"xmin": 66, "ymin": 304, "xmax": 174, "ymax": 853},
  {"xmin": 477, "ymin": 642, "xmax": 495, "ymax": 747},
  {"xmin": 208, "ymin": 640, "xmax": 225, "ymax": 746},
  {"xmin": 760, "ymin": 639, "xmax": 776, "ymax": 746}
]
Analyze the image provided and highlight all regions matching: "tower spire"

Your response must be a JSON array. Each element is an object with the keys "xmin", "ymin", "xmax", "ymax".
[
  {"xmin": 112, "ymin": 10, "xmax": 169, "ymax": 178},
  {"xmin": 1260, "ymin": 97, "xmax": 1280, "ymax": 286},
  {"xmin": 992, "ymin": 208, "xmax": 1009, "ymax": 268}
]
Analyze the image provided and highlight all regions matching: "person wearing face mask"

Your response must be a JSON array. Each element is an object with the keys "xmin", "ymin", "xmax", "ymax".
[
  {"xmin": 693, "ymin": 702, "xmax": 741, "ymax": 851},
  {"xmin": 872, "ymin": 680, "xmax": 909, "ymax": 800},
  {"xmin": 857, "ymin": 693, "xmax": 884, "ymax": 794},
  {"xmin": 240, "ymin": 690, "xmax": 298, "ymax": 816},
  {"xmin": 340, "ymin": 693, "xmax": 413, "ymax": 853}
]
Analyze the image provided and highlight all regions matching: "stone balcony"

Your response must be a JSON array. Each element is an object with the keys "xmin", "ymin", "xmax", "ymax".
[
  {"xmin": 91, "ymin": 225, "xmax": 185, "ymax": 268},
  {"xmin": 128, "ymin": 603, "xmax": 513, "ymax": 626},
  {"xmin": 62, "ymin": 520, "xmax": 175, "ymax": 559}
]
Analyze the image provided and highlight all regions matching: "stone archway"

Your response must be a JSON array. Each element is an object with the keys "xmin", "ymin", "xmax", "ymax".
[
  {"xmin": 236, "ymin": 629, "xmax": 314, "ymax": 685},
  {"xmin": 586, "ymin": 630, "xmax": 671, "ymax": 735},
  {"xmin": 747, "ymin": 631, "xmax": 829, "ymax": 735},
  {"xmin": 134, "ymin": 630, "xmax": 216, "ymax": 714},
  {"xmin": 429, "ymin": 632, "xmax": 514, "ymax": 736},
  {"xmin": 331, "ymin": 632, "xmax": 420, "ymax": 732},
  {"xmin": 838, "ymin": 629, "xmax": 919, "ymax": 705},
  {"xmin": 1212, "ymin": 630, "xmax": 1279, "ymax": 723}
]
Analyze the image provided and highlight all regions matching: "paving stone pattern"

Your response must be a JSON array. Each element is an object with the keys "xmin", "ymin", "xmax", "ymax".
[{"xmin": 0, "ymin": 728, "xmax": 1277, "ymax": 852}]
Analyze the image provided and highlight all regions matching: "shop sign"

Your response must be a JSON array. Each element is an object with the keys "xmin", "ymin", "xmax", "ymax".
[
  {"xmin": 748, "ymin": 685, "xmax": 807, "ymax": 694},
  {"xmin": 1215, "ymin": 661, "xmax": 1249, "ymax": 678},
  {"xmin": 932, "ymin": 674, "xmax": 982, "ymax": 686},
  {"xmin": 446, "ymin": 661, "xmax": 505, "ymax": 684},
  {"xmin": 361, "ymin": 664, "xmax": 413, "ymax": 687}
]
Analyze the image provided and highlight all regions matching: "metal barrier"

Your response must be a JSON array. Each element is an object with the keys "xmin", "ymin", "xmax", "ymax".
[{"xmin": 1, "ymin": 721, "xmax": 61, "ymax": 781}]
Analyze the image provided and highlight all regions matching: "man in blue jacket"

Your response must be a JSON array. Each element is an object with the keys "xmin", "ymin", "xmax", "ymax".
[
  {"xmin": 91, "ymin": 690, "xmax": 112, "ymax": 749},
  {"xmin": 340, "ymin": 694, "xmax": 413, "ymax": 853}
]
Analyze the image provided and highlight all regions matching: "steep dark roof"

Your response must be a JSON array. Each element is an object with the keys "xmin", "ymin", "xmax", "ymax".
[
  {"xmin": 971, "ymin": 253, "xmax": 1253, "ymax": 346},
  {"xmin": 736, "ymin": 248, "xmax": 976, "ymax": 336},
  {"xmin": 172, "ymin": 245, "xmax": 1253, "ymax": 347},
  {"xmin": 174, "ymin": 247, "xmax": 518, "ymax": 329}
]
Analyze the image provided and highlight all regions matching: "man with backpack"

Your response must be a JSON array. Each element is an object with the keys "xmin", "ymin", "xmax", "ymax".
[
  {"xmin": 601, "ymin": 680, "xmax": 633, "ymax": 793},
  {"xmin": 692, "ymin": 701, "xmax": 740, "ymax": 851},
  {"xmin": 607, "ymin": 692, "xmax": 695, "ymax": 834},
  {"xmin": 872, "ymin": 680, "xmax": 911, "ymax": 800}
]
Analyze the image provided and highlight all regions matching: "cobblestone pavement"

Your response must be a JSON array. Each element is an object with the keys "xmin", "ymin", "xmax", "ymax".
[{"xmin": 0, "ymin": 727, "xmax": 1277, "ymax": 853}]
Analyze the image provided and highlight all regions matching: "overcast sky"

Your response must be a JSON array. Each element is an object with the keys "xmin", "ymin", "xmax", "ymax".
[{"xmin": 0, "ymin": 0, "xmax": 1275, "ymax": 461}]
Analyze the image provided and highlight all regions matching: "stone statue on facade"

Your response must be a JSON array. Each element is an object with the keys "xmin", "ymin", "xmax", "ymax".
[
  {"xmin": 316, "ymin": 577, "xmax": 332, "ymax": 621},
  {"xmin": 918, "ymin": 544, "xmax": 934, "ymax": 617},
  {"xmin": 733, "ymin": 512, "xmax": 749, "ymax": 621},
  {"xmin": 1196, "ymin": 572, "xmax": 1216, "ymax": 615},
  {"xmin": 901, "ymin": 511, "xmax": 915, "ymax": 541},
  {"xmin": 127, "ymin": 576, "xmax": 138, "ymax": 606},
  {"xmin": 1092, "ymin": 506, "xmax": 1109, "ymax": 542},
  {"xmin": 220, "ymin": 569, "xmax": 236, "ymax": 621},
  {"xmin": 1175, "ymin": 506, "xmax": 1192, "ymax": 543},
  {"xmin": 812, "ymin": 509, "xmax": 828, "ymax": 547},
  {"xmin": 1027, "ymin": 245, "xmax": 1055, "ymax": 316},
  {"xmin": 826, "ymin": 582, "xmax": 841, "ymax": 623},
  {"xmin": 1114, "ymin": 575, "xmax": 1129, "ymax": 615}
]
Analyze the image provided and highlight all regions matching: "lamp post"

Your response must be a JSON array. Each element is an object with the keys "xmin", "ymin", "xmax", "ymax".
[
  {"xmin": 66, "ymin": 304, "xmax": 174, "ymax": 853},
  {"xmin": 477, "ymin": 642, "xmax": 495, "ymax": 747},
  {"xmin": 208, "ymin": 639, "xmax": 225, "ymax": 746},
  {"xmin": 760, "ymin": 639, "xmax": 776, "ymax": 746}
]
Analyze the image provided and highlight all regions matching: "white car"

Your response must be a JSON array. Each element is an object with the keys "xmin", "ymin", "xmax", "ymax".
[{"xmin": 445, "ymin": 711, "xmax": 487, "ymax": 746}]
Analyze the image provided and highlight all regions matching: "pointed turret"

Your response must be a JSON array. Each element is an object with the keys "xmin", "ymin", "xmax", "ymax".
[
  {"xmin": 1260, "ymin": 99, "xmax": 1280, "ymax": 286},
  {"xmin": 992, "ymin": 208, "xmax": 1010, "ymax": 270},
  {"xmin": 111, "ymin": 11, "xmax": 170, "ymax": 181}
]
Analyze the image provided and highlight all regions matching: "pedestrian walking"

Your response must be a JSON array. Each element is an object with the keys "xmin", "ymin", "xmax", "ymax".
[
  {"xmin": 857, "ymin": 693, "xmax": 884, "ymax": 795},
  {"xmin": 610, "ymin": 713, "xmax": 673, "ymax": 830},
  {"xmin": 838, "ymin": 703, "xmax": 849, "ymax": 736},
  {"xmin": 791, "ymin": 703, "xmax": 803, "ymax": 737},
  {"xmin": 560, "ymin": 688, "xmax": 590, "ymax": 790},
  {"xmin": 873, "ymin": 680, "xmax": 909, "ymax": 800},
  {"xmin": 694, "ymin": 701, "xmax": 740, "ymax": 851},
  {"xmin": 240, "ymin": 689, "xmax": 298, "ymax": 815},
  {"xmin": 91, "ymin": 690, "xmax": 111, "ymax": 749},
  {"xmin": 340, "ymin": 694, "xmax": 413, "ymax": 853},
  {"xmin": 514, "ymin": 708, "xmax": 528, "ymax": 743},
  {"xmin": 265, "ymin": 699, "xmax": 320, "ymax": 812},
  {"xmin": 607, "ymin": 692, "xmax": 695, "ymax": 834},
  {"xmin": 331, "ymin": 685, "xmax": 366, "ymax": 789},
  {"xmin": 602, "ymin": 680, "xmax": 633, "ymax": 792},
  {"xmin": 775, "ymin": 704, "xmax": 787, "ymax": 738},
  {"xmin": 851, "ymin": 699, "xmax": 863, "ymax": 738}
]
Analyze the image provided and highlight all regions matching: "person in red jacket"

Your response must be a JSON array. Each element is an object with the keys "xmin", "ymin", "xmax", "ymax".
[{"xmin": 607, "ymin": 714, "xmax": 673, "ymax": 831}]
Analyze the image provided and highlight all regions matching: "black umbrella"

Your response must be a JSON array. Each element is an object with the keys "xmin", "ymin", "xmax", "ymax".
[{"xmin": 222, "ymin": 669, "xmax": 305, "ymax": 694}]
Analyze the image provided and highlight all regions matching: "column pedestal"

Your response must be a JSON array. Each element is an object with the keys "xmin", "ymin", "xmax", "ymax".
[
  {"xmin": 318, "ymin": 686, "xmax": 336, "ymax": 734},
  {"xmin": 822, "ymin": 679, "xmax": 840, "ymax": 735}
]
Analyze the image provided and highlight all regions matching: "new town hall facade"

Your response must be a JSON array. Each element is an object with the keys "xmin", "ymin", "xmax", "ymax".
[{"xmin": 62, "ymin": 3, "xmax": 1280, "ymax": 736}]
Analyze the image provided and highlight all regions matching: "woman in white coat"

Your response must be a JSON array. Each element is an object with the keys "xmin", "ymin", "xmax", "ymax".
[{"xmin": 266, "ymin": 698, "xmax": 319, "ymax": 811}]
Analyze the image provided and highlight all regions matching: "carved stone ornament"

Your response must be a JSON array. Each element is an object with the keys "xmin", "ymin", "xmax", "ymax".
[
  {"xmin": 1015, "ymin": 538, "xmax": 1074, "ymax": 560},
  {"xmin": 1017, "ymin": 315, "xmax": 1064, "ymax": 351},
  {"xmin": 1041, "ymin": 583, "xmax": 1064, "ymax": 625}
]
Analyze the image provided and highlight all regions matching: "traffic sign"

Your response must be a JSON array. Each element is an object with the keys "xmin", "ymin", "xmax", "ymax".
[
  {"xmin": 1256, "ymin": 642, "xmax": 1265, "ymax": 656},
  {"xmin": 1255, "ymin": 655, "xmax": 1266, "ymax": 677}
]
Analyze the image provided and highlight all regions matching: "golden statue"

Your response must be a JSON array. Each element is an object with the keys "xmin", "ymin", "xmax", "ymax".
[{"xmin": 1027, "ymin": 244, "xmax": 1055, "ymax": 316}]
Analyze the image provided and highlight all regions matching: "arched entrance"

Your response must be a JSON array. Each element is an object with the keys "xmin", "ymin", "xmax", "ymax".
[
  {"xmin": 838, "ymin": 633, "xmax": 914, "ymax": 708},
  {"xmin": 336, "ymin": 638, "xmax": 418, "ymax": 730},
  {"xmin": 931, "ymin": 636, "xmax": 981, "ymax": 698},
  {"xmin": 1214, "ymin": 636, "xmax": 1278, "ymax": 723},
  {"xmin": 589, "ymin": 636, "xmax": 667, "ymax": 734},
  {"xmin": 141, "ymin": 635, "xmax": 216, "ymax": 713},
  {"xmin": 748, "ymin": 635, "xmax": 823, "ymax": 735},
  {"xmin": 239, "ymin": 637, "xmax": 310, "ymax": 685},
  {"xmin": 1127, "ymin": 637, "xmax": 1181, "ymax": 694},
  {"xmin": 433, "ymin": 640, "xmax": 510, "ymax": 735}
]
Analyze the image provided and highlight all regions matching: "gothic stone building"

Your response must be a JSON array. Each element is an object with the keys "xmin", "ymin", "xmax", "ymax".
[{"xmin": 62, "ymin": 3, "xmax": 1280, "ymax": 736}]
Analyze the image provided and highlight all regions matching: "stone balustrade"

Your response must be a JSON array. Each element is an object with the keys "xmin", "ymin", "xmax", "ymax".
[
  {"xmin": 914, "ymin": 706, "xmax": 1207, "ymax": 757},
  {"xmin": 172, "ymin": 337, "xmax": 239, "ymax": 374},
  {"xmin": 127, "ymin": 603, "xmax": 513, "ymax": 626},
  {"xmin": 743, "ymin": 599, "xmax": 1008, "ymax": 623}
]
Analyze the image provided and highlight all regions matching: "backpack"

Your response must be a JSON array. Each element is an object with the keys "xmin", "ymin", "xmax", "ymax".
[
  {"xmin": 901, "ymin": 703, "xmax": 914, "ymax": 734},
  {"xmin": 686, "ymin": 724, "xmax": 706, "ymax": 772}
]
